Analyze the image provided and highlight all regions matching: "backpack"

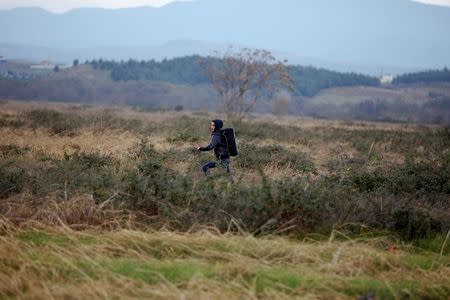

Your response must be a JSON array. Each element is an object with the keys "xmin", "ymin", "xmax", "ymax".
[{"xmin": 220, "ymin": 128, "xmax": 238, "ymax": 157}]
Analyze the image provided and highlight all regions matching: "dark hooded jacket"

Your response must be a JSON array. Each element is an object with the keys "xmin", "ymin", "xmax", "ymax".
[{"xmin": 199, "ymin": 119, "xmax": 230, "ymax": 160}]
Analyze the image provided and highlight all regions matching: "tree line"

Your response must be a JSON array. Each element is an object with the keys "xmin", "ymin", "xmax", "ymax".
[
  {"xmin": 86, "ymin": 56, "xmax": 381, "ymax": 97},
  {"xmin": 289, "ymin": 66, "xmax": 380, "ymax": 97},
  {"xmin": 393, "ymin": 68, "xmax": 450, "ymax": 85},
  {"xmin": 88, "ymin": 56, "xmax": 207, "ymax": 85}
]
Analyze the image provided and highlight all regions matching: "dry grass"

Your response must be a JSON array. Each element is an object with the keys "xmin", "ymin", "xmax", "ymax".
[
  {"xmin": 1, "ymin": 99, "xmax": 435, "ymax": 180},
  {"xmin": 0, "ymin": 193, "xmax": 138, "ymax": 230},
  {"xmin": 0, "ymin": 127, "xmax": 138, "ymax": 160},
  {"xmin": 0, "ymin": 219, "xmax": 449, "ymax": 299},
  {"xmin": 249, "ymin": 112, "xmax": 435, "ymax": 132}
]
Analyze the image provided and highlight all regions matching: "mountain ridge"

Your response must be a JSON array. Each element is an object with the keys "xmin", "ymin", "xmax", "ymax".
[{"xmin": 1, "ymin": 0, "xmax": 449, "ymax": 73}]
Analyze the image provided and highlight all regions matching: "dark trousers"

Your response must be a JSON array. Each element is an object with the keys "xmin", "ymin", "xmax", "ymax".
[{"xmin": 202, "ymin": 158, "xmax": 230, "ymax": 175}]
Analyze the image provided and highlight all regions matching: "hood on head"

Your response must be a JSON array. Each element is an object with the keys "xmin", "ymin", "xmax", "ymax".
[{"xmin": 212, "ymin": 119, "xmax": 223, "ymax": 132}]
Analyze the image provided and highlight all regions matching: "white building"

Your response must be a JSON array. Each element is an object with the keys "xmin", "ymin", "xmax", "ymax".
[
  {"xmin": 380, "ymin": 74, "xmax": 394, "ymax": 84},
  {"xmin": 30, "ymin": 60, "xmax": 57, "ymax": 70}
]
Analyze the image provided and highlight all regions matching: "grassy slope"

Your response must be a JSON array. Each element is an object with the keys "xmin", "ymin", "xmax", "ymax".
[
  {"xmin": 308, "ymin": 83, "xmax": 450, "ymax": 106},
  {"xmin": 1, "ymin": 222, "xmax": 449, "ymax": 300}
]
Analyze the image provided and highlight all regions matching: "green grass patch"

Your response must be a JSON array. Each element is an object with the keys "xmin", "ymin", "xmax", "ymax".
[
  {"xmin": 16, "ymin": 230, "xmax": 98, "ymax": 247},
  {"xmin": 101, "ymin": 258, "xmax": 215, "ymax": 284},
  {"xmin": 414, "ymin": 234, "xmax": 450, "ymax": 255},
  {"xmin": 344, "ymin": 278, "xmax": 400, "ymax": 299},
  {"xmin": 252, "ymin": 267, "xmax": 304, "ymax": 293},
  {"xmin": 401, "ymin": 255, "xmax": 442, "ymax": 271}
]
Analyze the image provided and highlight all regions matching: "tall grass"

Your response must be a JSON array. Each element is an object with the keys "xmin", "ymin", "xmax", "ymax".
[
  {"xmin": 0, "ymin": 220, "xmax": 448, "ymax": 299},
  {"xmin": 1, "ymin": 122, "xmax": 448, "ymax": 241}
]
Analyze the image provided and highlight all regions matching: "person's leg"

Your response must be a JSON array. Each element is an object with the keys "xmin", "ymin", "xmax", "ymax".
[
  {"xmin": 219, "ymin": 158, "xmax": 234, "ymax": 182},
  {"xmin": 219, "ymin": 158, "xmax": 231, "ymax": 174},
  {"xmin": 201, "ymin": 161, "xmax": 216, "ymax": 176}
]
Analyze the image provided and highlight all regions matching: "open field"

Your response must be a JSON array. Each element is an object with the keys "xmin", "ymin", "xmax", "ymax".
[{"xmin": 0, "ymin": 100, "xmax": 449, "ymax": 299}]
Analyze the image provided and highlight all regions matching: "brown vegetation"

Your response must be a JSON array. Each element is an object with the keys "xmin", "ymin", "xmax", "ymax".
[{"xmin": 0, "ymin": 100, "xmax": 449, "ymax": 298}]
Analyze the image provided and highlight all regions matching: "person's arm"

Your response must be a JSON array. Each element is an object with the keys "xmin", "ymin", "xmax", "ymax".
[{"xmin": 198, "ymin": 135, "xmax": 219, "ymax": 151}]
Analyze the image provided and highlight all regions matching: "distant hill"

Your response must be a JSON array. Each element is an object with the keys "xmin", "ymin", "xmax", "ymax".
[
  {"xmin": 85, "ymin": 56, "xmax": 380, "ymax": 97},
  {"xmin": 1, "ymin": 60, "xmax": 449, "ymax": 124},
  {"xmin": 0, "ymin": 40, "xmax": 225, "ymax": 66},
  {"xmin": 0, "ymin": 57, "xmax": 381, "ymax": 107},
  {"xmin": 1, "ymin": 0, "xmax": 450, "ymax": 74}
]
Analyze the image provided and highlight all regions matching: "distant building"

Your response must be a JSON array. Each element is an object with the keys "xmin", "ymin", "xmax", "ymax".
[
  {"xmin": 30, "ymin": 60, "xmax": 57, "ymax": 70},
  {"xmin": 30, "ymin": 60, "xmax": 66, "ymax": 70},
  {"xmin": 380, "ymin": 74, "xmax": 394, "ymax": 84}
]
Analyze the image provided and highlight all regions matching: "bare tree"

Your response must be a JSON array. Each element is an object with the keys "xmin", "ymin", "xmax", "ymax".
[{"xmin": 201, "ymin": 47, "xmax": 293, "ymax": 121}]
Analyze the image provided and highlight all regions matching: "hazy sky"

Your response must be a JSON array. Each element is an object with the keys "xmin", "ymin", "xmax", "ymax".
[
  {"xmin": 0, "ymin": 0, "xmax": 192, "ymax": 12},
  {"xmin": 0, "ymin": 0, "xmax": 449, "ymax": 13}
]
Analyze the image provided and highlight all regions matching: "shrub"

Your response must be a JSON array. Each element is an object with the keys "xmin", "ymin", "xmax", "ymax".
[
  {"xmin": 348, "ymin": 170, "xmax": 388, "ymax": 193},
  {"xmin": 235, "ymin": 143, "xmax": 316, "ymax": 173},
  {"xmin": 236, "ymin": 122, "xmax": 300, "ymax": 142},
  {"xmin": 0, "ymin": 115, "xmax": 25, "ymax": 128},
  {"xmin": 346, "ymin": 157, "xmax": 450, "ymax": 196},
  {"xmin": 389, "ymin": 159, "xmax": 450, "ymax": 195},
  {"xmin": 114, "ymin": 118, "xmax": 143, "ymax": 132},
  {"xmin": 0, "ymin": 144, "xmax": 31, "ymax": 158},
  {"xmin": 390, "ymin": 207, "xmax": 441, "ymax": 240},
  {"xmin": 24, "ymin": 109, "xmax": 86, "ymax": 136},
  {"xmin": 123, "ymin": 139, "xmax": 170, "ymax": 211},
  {"xmin": 167, "ymin": 132, "xmax": 201, "ymax": 143},
  {"xmin": 0, "ymin": 163, "xmax": 27, "ymax": 198},
  {"xmin": 23, "ymin": 151, "xmax": 120, "ymax": 201}
]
